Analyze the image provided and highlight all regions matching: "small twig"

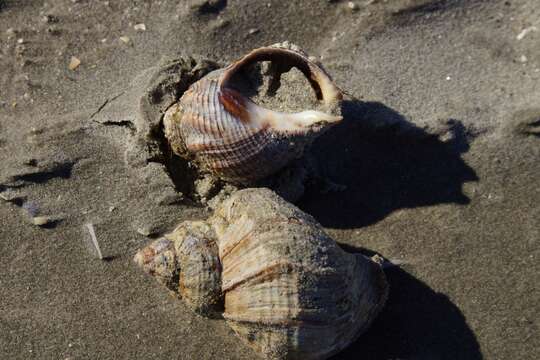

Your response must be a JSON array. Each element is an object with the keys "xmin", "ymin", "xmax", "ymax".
[
  {"xmin": 89, "ymin": 91, "xmax": 125, "ymax": 120},
  {"xmin": 85, "ymin": 223, "xmax": 103, "ymax": 259}
]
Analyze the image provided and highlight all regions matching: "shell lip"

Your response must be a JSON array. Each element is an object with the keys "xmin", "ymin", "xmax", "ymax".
[{"xmin": 219, "ymin": 45, "xmax": 344, "ymax": 107}]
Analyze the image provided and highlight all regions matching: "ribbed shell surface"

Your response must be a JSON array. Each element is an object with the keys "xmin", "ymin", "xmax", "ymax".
[
  {"xmin": 164, "ymin": 70, "xmax": 306, "ymax": 184},
  {"xmin": 166, "ymin": 221, "xmax": 223, "ymax": 316},
  {"xmin": 211, "ymin": 189, "xmax": 388, "ymax": 360}
]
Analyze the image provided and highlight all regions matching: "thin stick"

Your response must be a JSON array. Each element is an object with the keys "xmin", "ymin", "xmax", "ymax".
[{"xmin": 85, "ymin": 223, "xmax": 103, "ymax": 259}]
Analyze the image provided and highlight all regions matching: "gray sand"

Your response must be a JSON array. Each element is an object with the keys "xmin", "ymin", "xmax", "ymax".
[{"xmin": 0, "ymin": 0, "xmax": 538, "ymax": 359}]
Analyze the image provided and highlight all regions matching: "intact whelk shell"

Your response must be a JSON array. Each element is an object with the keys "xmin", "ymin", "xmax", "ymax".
[
  {"xmin": 163, "ymin": 43, "xmax": 344, "ymax": 185},
  {"xmin": 135, "ymin": 188, "xmax": 388, "ymax": 359}
]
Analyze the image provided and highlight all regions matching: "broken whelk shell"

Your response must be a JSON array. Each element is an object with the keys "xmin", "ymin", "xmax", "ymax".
[
  {"xmin": 134, "ymin": 188, "xmax": 388, "ymax": 360},
  {"xmin": 163, "ymin": 43, "xmax": 344, "ymax": 185}
]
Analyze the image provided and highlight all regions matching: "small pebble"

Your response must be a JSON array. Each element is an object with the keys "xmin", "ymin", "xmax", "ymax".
[
  {"xmin": 347, "ymin": 1, "xmax": 359, "ymax": 11},
  {"xmin": 119, "ymin": 36, "xmax": 131, "ymax": 44},
  {"xmin": 109, "ymin": 206, "xmax": 116, "ymax": 212},
  {"xmin": 134, "ymin": 23, "xmax": 146, "ymax": 31},
  {"xmin": 519, "ymin": 55, "xmax": 527, "ymax": 63},
  {"xmin": 17, "ymin": 38, "xmax": 24, "ymax": 44},
  {"xmin": 32, "ymin": 216, "xmax": 53, "ymax": 227},
  {"xmin": 248, "ymin": 28, "xmax": 259, "ymax": 35},
  {"xmin": 68, "ymin": 56, "xmax": 81, "ymax": 70},
  {"xmin": 42, "ymin": 14, "xmax": 59, "ymax": 23},
  {"xmin": 137, "ymin": 227, "xmax": 151, "ymax": 237}
]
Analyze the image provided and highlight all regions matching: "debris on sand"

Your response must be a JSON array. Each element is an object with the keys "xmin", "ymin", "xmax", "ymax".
[
  {"xmin": 516, "ymin": 26, "xmax": 537, "ymax": 40},
  {"xmin": 0, "ymin": 189, "xmax": 21, "ymax": 202},
  {"xmin": 84, "ymin": 223, "xmax": 104, "ymax": 259},
  {"xmin": 134, "ymin": 23, "xmax": 146, "ymax": 31},
  {"xmin": 42, "ymin": 14, "xmax": 59, "ymax": 24},
  {"xmin": 32, "ymin": 216, "xmax": 54, "ymax": 226},
  {"xmin": 119, "ymin": 36, "xmax": 131, "ymax": 44},
  {"xmin": 68, "ymin": 56, "xmax": 81, "ymax": 70},
  {"xmin": 136, "ymin": 226, "xmax": 151, "ymax": 237}
]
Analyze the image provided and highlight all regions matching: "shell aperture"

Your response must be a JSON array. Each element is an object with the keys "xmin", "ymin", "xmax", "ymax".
[{"xmin": 163, "ymin": 44, "xmax": 344, "ymax": 185}]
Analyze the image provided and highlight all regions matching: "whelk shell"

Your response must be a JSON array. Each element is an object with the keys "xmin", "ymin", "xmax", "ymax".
[
  {"xmin": 135, "ymin": 188, "xmax": 388, "ymax": 359},
  {"xmin": 163, "ymin": 43, "xmax": 344, "ymax": 185}
]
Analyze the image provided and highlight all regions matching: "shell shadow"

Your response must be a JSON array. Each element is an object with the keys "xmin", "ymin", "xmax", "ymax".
[
  {"xmin": 299, "ymin": 99, "xmax": 479, "ymax": 228},
  {"xmin": 334, "ymin": 244, "xmax": 483, "ymax": 360}
]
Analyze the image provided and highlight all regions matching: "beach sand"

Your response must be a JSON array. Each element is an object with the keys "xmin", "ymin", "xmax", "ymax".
[{"xmin": 0, "ymin": 0, "xmax": 538, "ymax": 359}]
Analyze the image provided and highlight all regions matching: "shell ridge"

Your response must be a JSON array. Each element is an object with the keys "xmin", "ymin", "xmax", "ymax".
[
  {"xmin": 135, "ymin": 189, "xmax": 388, "ymax": 359},
  {"xmin": 223, "ymin": 316, "xmax": 336, "ymax": 327},
  {"xmin": 218, "ymin": 215, "xmax": 256, "ymax": 260},
  {"xmin": 164, "ymin": 46, "xmax": 344, "ymax": 184},
  {"xmin": 222, "ymin": 260, "xmax": 296, "ymax": 292}
]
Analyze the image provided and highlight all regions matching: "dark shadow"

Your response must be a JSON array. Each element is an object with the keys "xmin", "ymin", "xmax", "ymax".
[
  {"xmin": 513, "ymin": 108, "xmax": 540, "ymax": 138},
  {"xmin": 38, "ymin": 219, "xmax": 62, "ymax": 229},
  {"xmin": 101, "ymin": 255, "xmax": 121, "ymax": 262},
  {"xmin": 11, "ymin": 161, "xmax": 76, "ymax": 185},
  {"xmin": 2, "ymin": 195, "xmax": 27, "ymax": 207},
  {"xmin": 196, "ymin": 0, "xmax": 227, "ymax": 16},
  {"xmin": 333, "ymin": 244, "xmax": 482, "ymax": 360},
  {"xmin": 524, "ymin": 118, "xmax": 540, "ymax": 138},
  {"xmin": 298, "ymin": 100, "xmax": 478, "ymax": 228}
]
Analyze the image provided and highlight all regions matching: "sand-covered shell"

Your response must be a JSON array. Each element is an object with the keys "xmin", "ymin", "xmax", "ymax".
[
  {"xmin": 163, "ymin": 43, "xmax": 344, "ymax": 185},
  {"xmin": 134, "ymin": 220, "xmax": 223, "ymax": 316},
  {"xmin": 135, "ymin": 188, "xmax": 388, "ymax": 360}
]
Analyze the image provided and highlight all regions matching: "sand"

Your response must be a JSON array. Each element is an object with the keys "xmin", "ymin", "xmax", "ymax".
[{"xmin": 0, "ymin": 0, "xmax": 538, "ymax": 359}]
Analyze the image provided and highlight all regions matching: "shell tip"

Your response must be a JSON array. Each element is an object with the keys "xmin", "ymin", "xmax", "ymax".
[{"xmin": 134, "ymin": 237, "xmax": 179, "ymax": 291}]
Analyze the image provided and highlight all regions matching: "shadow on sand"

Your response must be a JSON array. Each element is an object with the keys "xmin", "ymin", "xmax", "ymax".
[
  {"xmin": 334, "ymin": 244, "xmax": 482, "ymax": 360},
  {"xmin": 299, "ymin": 100, "xmax": 482, "ymax": 359},
  {"xmin": 299, "ymin": 99, "xmax": 478, "ymax": 228}
]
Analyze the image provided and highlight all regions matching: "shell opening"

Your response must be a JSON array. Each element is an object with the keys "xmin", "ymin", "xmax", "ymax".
[{"xmin": 220, "ymin": 46, "xmax": 343, "ymax": 107}]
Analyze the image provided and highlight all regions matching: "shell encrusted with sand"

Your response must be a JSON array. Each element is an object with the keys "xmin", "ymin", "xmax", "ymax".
[
  {"xmin": 163, "ymin": 43, "xmax": 344, "ymax": 185},
  {"xmin": 134, "ymin": 188, "xmax": 388, "ymax": 360}
]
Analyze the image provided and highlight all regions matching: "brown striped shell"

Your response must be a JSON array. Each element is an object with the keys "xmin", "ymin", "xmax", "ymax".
[
  {"xmin": 134, "ymin": 188, "xmax": 388, "ymax": 360},
  {"xmin": 163, "ymin": 43, "xmax": 344, "ymax": 185}
]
